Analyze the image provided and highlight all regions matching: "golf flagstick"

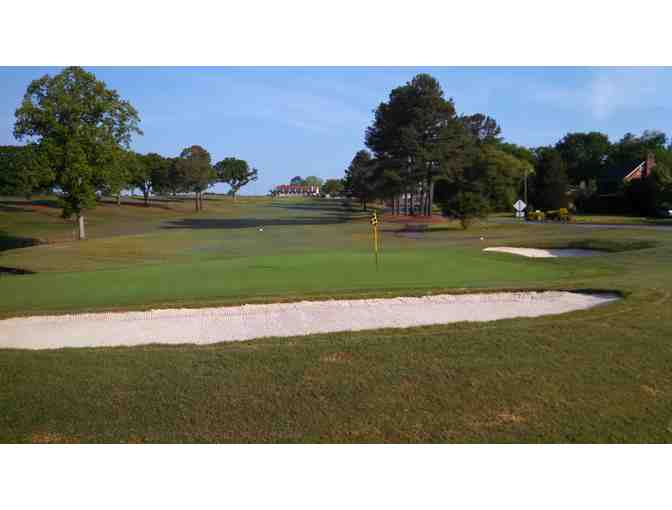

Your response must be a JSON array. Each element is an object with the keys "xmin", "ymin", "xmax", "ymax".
[{"xmin": 370, "ymin": 211, "xmax": 379, "ymax": 271}]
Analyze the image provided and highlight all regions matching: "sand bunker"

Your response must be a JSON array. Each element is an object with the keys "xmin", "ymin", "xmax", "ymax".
[
  {"xmin": 0, "ymin": 291, "xmax": 619, "ymax": 350},
  {"xmin": 484, "ymin": 247, "xmax": 603, "ymax": 258}
]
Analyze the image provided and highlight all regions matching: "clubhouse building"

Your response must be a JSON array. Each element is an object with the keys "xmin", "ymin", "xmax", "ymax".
[{"xmin": 273, "ymin": 184, "xmax": 321, "ymax": 196}]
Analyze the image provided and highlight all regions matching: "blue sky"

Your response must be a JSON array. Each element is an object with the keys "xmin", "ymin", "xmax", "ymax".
[{"xmin": 1, "ymin": 67, "xmax": 671, "ymax": 195}]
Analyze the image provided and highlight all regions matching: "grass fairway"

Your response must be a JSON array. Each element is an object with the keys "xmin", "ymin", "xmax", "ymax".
[
  {"xmin": 1, "ymin": 195, "xmax": 579, "ymax": 316},
  {"xmin": 1, "ymin": 196, "xmax": 672, "ymax": 442}
]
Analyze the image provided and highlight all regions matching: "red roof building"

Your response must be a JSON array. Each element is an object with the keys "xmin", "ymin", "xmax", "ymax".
[
  {"xmin": 274, "ymin": 184, "xmax": 321, "ymax": 196},
  {"xmin": 597, "ymin": 152, "xmax": 656, "ymax": 195}
]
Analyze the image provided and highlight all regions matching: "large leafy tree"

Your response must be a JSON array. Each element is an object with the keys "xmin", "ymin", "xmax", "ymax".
[
  {"xmin": 176, "ymin": 145, "xmax": 215, "ymax": 211},
  {"xmin": 365, "ymin": 73, "xmax": 471, "ymax": 216},
  {"xmin": 290, "ymin": 176, "xmax": 304, "ymax": 185},
  {"xmin": 13, "ymin": 66, "xmax": 141, "ymax": 239},
  {"xmin": 555, "ymin": 132, "xmax": 610, "ymax": 185},
  {"xmin": 0, "ymin": 144, "xmax": 52, "ymax": 198},
  {"xmin": 214, "ymin": 157, "xmax": 258, "ymax": 201}
]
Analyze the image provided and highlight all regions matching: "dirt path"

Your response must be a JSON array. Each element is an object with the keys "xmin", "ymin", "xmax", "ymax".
[{"xmin": 0, "ymin": 292, "xmax": 619, "ymax": 350}]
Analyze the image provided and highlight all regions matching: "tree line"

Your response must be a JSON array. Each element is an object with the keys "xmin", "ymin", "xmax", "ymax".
[
  {"xmin": 553, "ymin": 130, "xmax": 672, "ymax": 216},
  {"xmin": 0, "ymin": 67, "xmax": 259, "ymax": 239},
  {"xmin": 342, "ymin": 73, "xmax": 672, "ymax": 226},
  {"xmin": 341, "ymin": 73, "xmax": 535, "ymax": 226}
]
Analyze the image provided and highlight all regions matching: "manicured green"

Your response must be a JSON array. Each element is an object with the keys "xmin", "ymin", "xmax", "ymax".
[
  {"xmin": 0, "ymin": 248, "xmax": 572, "ymax": 316},
  {"xmin": 1, "ymin": 196, "xmax": 671, "ymax": 442}
]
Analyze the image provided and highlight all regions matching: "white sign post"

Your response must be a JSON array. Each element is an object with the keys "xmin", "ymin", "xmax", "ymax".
[{"xmin": 513, "ymin": 200, "xmax": 527, "ymax": 218}]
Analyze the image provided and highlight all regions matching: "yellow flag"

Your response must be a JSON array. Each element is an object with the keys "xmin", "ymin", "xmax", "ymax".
[{"xmin": 370, "ymin": 212, "xmax": 379, "ymax": 270}]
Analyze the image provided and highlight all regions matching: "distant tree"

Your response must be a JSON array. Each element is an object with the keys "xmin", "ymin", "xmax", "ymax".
[
  {"xmin": 321, "ymin": 178, "xmax": 344, "ymax": 196},
  {"xmin": 159, "ymin": 157, "xmax": 185, "ymax": 196},
  {"xmin": 13, "ymin": 66, "xmax": 141, "ymax": 239},
  {"xmin": 131, "ymin": 152, "xmax": 170, "ymax": 206},
  {"xmin": 608, "ymin": 130, "xmax": 668, "ymax": 171},
  {"xmin": 303, "ymin": 175, "xmax": 323, "ymax": 188},
  {"xmin": 499, "ymin": 143, "xmax": 536, "ymax": 166},
  {"xmin": 214, "ymin": 157, "xmax": 258, "ymax": 201},
  {"xmin": 149, "ymin": 153, "xmax": 173, "ymax": 201},
  {"xmin": 344, "ymin": 150, "xmax": 376, "ymax": 210},
  {"xmin": 176, "ymin": 145, "xmax": 215, "ymax": 211},
  {"xmin": 290, "ymin": 176, "xmax": 304, "ymax": 185},
  {"xmin": 460, "ymin": 113, "xmax": 502, "ymax": 145},
  {"xmin": 0, "ymin": 144, "xmax": 52, "ymax": 198},
  {"xmin": 555, "ymin": 132, "xmax": 610, "ymax": 185},
  {"xmin": 532, "ymin": 148, "xmax": 569, "ymax": 210},
  {"xmin": 471, "ymin": 146, "xmax": 532, "ymax": 211},
  {"xmin": 97, "ymin": 147, "xmax": 133, "ymax": 206},
  {"xmin": 640, "ymin": 130, "xmax": 668, "ymax": 150},
  {"xmin": 442, "ymin": 191, "xmax": 490, "ymax": 229}
]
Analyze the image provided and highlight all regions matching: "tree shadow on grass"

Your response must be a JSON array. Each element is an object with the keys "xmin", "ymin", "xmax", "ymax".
[
  {"xmin": 97, "ymin": 198, "xmax": 176, "ymax": 211},
  {"xmin": 161, "ymin": 216, "xmax": 348, "ymax": 230},
  {"xmin": 0, "ymin": 231, "xmax": 42, "ymax": 252},
  {"xmin": 269, "ymin": 202, "xmax": 351, "ymax": 214},
  {"xmin": 0, "ymin": 204, "xmax": 33, "ymax": 213},
  {"xmin": 0, "ymin": 231, "xmax": 41, "ymax": 275},
  {"xmin": 0, "ymin": 265, "xmax": 35, "ymax": 275},
  {"xmin": 1, "ymin": 198, "xmax": 61, "ymax": 209}
]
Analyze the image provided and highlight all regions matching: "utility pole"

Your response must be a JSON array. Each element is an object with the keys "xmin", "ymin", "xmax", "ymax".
[{"xmin": 524, "ymin": 168, "xmax": 528, "ymax": 205}]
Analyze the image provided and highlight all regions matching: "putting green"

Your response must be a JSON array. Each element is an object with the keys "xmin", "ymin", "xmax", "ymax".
[{"xmin": 0, "ymin": 247, "xmax": 571, "ymax": 317}]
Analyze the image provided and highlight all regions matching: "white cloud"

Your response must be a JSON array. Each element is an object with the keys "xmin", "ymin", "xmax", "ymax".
[
  {"xmin": 588, "ymin": 69, "xmax": 661, "ymax": 119},
  {"xmin": 188, "ymin": 73, "xmax": 371, "ymax": 135},
  {"xmin": 530, "ymin": 68, "xmax": 671, "ymax": 120}
]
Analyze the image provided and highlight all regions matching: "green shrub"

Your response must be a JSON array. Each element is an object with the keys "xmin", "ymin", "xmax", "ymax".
[{"xmin": 442, "ymin": 191, "xmax": 490, "ymax": 229}]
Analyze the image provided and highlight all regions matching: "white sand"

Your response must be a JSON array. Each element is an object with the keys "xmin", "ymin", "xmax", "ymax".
[
  {"xmin": 484, "ymin": 247, "xmax": 602, "ymax": 258},
  {"xmin": 0, "ymin": 292, "xmax": 619, "ymax": 350}
]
